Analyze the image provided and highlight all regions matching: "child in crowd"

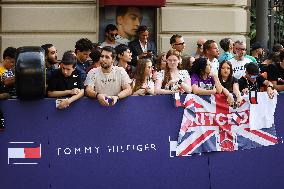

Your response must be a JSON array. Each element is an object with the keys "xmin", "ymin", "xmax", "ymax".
[
  {"xmin": 132, "ymin": 59, "xmax": 155, "ymax": 96},
  {"xmin": 155, "ymin": 50, "xmax": 192, "ymax": 94}
]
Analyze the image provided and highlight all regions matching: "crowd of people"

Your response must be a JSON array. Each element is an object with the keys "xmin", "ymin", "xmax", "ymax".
[{"xmin": 1, "ymin": 23, "xmax": 284, "ymax": 109}]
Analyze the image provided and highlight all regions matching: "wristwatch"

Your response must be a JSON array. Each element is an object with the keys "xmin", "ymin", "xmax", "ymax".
[{"xmin": 267, "ymin": 85, "xmax": 274, "ymax": 90}]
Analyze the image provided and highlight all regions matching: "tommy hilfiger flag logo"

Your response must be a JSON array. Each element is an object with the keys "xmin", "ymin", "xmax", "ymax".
[{"xmin": 8, "ymin": 142, "xmax": 41, "ymax": 164}]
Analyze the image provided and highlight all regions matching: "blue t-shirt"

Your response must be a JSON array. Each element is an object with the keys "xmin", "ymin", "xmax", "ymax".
[{"xmin": 218, "ymin": 52, "xmax": 234, "ymax": 63}]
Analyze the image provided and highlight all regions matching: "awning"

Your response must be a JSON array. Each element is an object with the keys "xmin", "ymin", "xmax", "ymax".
[{"xmin": 99, "ymin": 0, "xmax": 166, "ymax": 7}]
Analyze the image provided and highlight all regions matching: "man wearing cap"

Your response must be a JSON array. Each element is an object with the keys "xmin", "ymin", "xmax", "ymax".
[
  {"xmin": 47, "ymin": 51, "xmax": 84, "ymax": 109},
  {"xmin": 238, "ymin": 62, "xmax": 274, "ymax": 98},
  {"xmin": 251, "ymin": 42, "xmax": 264, "ymax": 65}
]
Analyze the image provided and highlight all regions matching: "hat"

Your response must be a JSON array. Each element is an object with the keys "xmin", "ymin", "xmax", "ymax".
[
  {"xmin": 251, "ymin": 42, "xmax": 263, "ymax": 51},
  {"xmin": 245, "ymin": 62, "xmax": 260, "ymax": 76}
]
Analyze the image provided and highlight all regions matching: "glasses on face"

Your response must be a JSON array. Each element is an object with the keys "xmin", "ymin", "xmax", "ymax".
[
  {"xmin": 167, "ymin": 59, "xmax": 179, "ymax": 63},
  {"xmin": 236, "ymin": 48, "xmax": 246, "ymax": 51},
  {"xmin": 174, "ymin": 42, "xmax": 185, "ymax": 46}
]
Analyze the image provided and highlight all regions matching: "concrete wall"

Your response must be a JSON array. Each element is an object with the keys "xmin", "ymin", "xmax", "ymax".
[
  {"xmin": 0, "ymin": 0, "xmax": 250, "ymax": 60},
  {"xmin": 0, "ymin": 0, "xmax": 98, "ymax": 60},
  {"xmin": 158, "ymin": 0, "xmax": 250, "ymax": 54}
]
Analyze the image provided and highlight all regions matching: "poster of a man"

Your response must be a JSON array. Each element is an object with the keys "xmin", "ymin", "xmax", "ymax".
[
  {"xmin": 115, "ymin": 7, "xmax": 142, "ymax": 45},
  {"xmin": 99, "ymin": 6, "xmax": 155, "ymax": 46}
]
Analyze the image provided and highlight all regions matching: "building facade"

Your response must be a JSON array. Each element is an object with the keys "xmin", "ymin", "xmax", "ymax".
[{"xmin": 0, "ymin": 0, "xmax": 250, "ymax": 59}]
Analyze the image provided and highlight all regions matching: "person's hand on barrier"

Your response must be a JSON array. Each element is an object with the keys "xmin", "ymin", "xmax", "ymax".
[
  {"xmin": 57, "ymin": 99, "xmax": 70, "ymax": 109},
  {"xmin": 227, "ymin": 94, "xmax": 234, "ymax": 107},
  {"xmin": 136, "ymin": 89, "xmax": 146, "ymax": 96},
  {"xmin": 145, "ymin": 87, "xmax": 151, "ymax": 94},
  {"xmin": 70, "ymin": 88, "xmax": 80, "ymax": 95},
  {"xmin": 97, "ymin": 93, "xmax": 109, "ymax": 106},
  {"xmin": 267, "ymin": 88, "xmax": 275, "ymax": 99},
  {"xmin": 168, "ymin": 79, "xmax": 178, "ymax": 86},
  {"xmin": 236, "ymin": 95, "xmax": 243, "ymax": 107},
  {"xmin": 110, "ymin": 96, "xmax": 119, "ymax": 106}
]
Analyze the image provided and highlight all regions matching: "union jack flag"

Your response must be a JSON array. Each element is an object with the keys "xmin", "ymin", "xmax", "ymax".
[{"xmin": 175, "ymin": 93, "xmax": 278, "ymax": 156}]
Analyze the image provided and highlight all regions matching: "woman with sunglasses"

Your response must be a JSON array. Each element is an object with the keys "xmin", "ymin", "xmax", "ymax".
[
  {"xmin": 218, "ymin": 60, "xmax": 242, "ymax": 107},
  {"xmin": 155, "ymin": 49, "xmax": 192, "ymax": 94},
  {"xmin": 132, "ymin": 59, "xmax": 155, "ymax": 96},
  {"xmin": 190, "ymin": 57, "xmax": 222, "ymax": 95}
]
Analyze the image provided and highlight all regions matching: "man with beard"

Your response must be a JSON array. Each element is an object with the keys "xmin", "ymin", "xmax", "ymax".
[
  {"xmin": 115, "ymin": 44, "xmax": 135, "ymax": 78},
  {"xmin": 100, "ymin": 24, "xmax": 120, "ymax": 48},
  {"xmin": 85, "ymin": 46, "xmax": 132, "ymax": 106},
  {"xmin": 41, "ymin": 44, "xmax": 58, "ymax": 82}
]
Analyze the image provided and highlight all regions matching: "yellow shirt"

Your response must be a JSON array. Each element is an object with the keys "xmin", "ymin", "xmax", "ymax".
[{"xmin": 0, "ymin": 66, "xmax": 7, "ymax": 78}]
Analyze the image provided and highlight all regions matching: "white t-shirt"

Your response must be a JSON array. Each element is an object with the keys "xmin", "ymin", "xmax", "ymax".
[
  {"xmin": 157, "ymin": 70, "xmax": 190, "ymax": 91},
  {"xmin": 229, "ymin": 57, "xmax": 252, "ymax": 79},
  {"xmin": 210, "ymin": 58, "xmax": 219, "ymax": 75},
  {"xmin": 85, "ymin": 66, "xmax": 131, "ymax": 96}
]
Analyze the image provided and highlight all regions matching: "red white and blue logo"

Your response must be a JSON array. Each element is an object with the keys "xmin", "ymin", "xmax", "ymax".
[{"xmin": 8, "ymin": 142, "xmax": 41, "ymax": 165}]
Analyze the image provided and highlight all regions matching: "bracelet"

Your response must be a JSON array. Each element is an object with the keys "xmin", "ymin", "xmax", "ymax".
[
  {"xmin": 95, "ymin": 93, "xmax": 99, "ymax": 98},
  {"xmin": 267, "ymin": 85, "xmax": 274, "ymax": 89},
  {"xmin": 178, "ymin": 79, "xmax": 183, "ymax": 85}
]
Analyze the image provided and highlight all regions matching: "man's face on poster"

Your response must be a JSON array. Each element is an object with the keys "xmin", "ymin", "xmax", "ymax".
[{"xmin": 117, "ymin": 7, "xmax": 142, "ymax": 40}]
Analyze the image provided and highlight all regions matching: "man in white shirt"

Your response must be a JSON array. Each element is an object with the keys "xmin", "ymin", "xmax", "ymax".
[
  {"xmin": 85, "ymin": 46, "xmax": 132, "ymax": 106},
  {"xmin": 229, "ymin": 40, "xmax": 252, "ymax": 79}
]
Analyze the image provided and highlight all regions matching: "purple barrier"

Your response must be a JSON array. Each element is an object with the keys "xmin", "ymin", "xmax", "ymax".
[{"xmin": 0, "ymin": 95, "xmax": 283, "ymax": 189}]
